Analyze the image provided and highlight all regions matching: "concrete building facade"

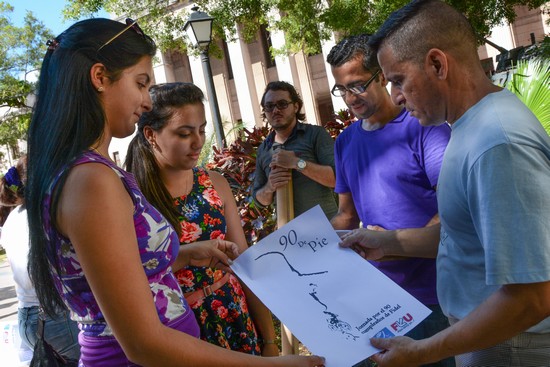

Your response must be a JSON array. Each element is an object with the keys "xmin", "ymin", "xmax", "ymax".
[{"xmin": 478, "ymin": 5, "xmax": 549, "ymax": 76}]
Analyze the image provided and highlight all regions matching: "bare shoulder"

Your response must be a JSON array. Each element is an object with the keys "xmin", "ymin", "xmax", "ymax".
[
  {"xmin": 205, "ymin": 169, "xmax": 233, "ymax": 203},
  {"xmin": 58, "ymin": 162, "xmax": 133, "ymax": 233},
  {"xmin": 206, "ymin": 169, "xmax": 230, "ymax": 189},
  {"xmin": 62, "ymin": 162, "xmax": 126, "ymax": 198}
]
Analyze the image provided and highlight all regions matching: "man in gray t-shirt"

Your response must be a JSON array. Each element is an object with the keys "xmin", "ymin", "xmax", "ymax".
[{"xmin": 341, "ymin": 1, "xmax": 550, "ymax": 366}]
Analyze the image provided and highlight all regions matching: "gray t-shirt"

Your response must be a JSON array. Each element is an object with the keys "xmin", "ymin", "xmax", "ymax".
[{"xmin": 437, "ymin": 89, "xmax": 550, "ymax": 333}]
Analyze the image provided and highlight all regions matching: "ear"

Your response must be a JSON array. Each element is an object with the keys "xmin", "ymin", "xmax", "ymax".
[
  {"xmin": 143, "ymin": 126, "xmax": 155, "ymax": 144},
  {"xmin": 90, "ymin": 63, "xmax": 108, "ymax": 91},
  {"xmin": 379, "ymin": 71, "xmax": 388, "ymax": 88},
  {"xmin": 292, "ymin": 101, "xmax": 299, "ymax": 114},
  {"xmin": 425, "ymin": 48, "xmax": 448, "ymax": 80}
]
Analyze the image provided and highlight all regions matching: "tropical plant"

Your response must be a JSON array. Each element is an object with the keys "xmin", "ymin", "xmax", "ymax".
[
  {"xmin": 198, "ymin": 128, "xmax": 216, "ymax": 166},
  {"xmin": 324, "ymin": 109, "xmax": 356, "ymax": 140},
  {"xmin": 207, "ymin": 125, "xmax": 277, "ymax": 244},
  {"xmin": 505, "ymin": 58, "xmax": 550, "ymax": 135}
]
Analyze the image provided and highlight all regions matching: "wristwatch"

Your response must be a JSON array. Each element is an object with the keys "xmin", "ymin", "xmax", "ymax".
[{"xmin": 296, "ymin": 158, "xmax": 307, "ymax": 171}]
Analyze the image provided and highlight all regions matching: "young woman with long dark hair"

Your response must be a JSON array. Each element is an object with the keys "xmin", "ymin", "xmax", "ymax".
[{"xmin": 26, "ymin": 18, "xmax": 324, "ymax": 367}]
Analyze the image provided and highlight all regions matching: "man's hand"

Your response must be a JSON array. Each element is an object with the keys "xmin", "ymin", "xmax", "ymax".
[
  {"xmin": 339, "ymin": 227, "xmax": 393, "ymax": 260},
  {"xmin": 341, "ymin": 225, "xmax": 440, "ymax": 260},
  {"xmin": 267, "ymin": 166, "xmax": 292, "ymax": 191},
  {"xmin": 369, "ymin": 336, "xmax": 425, "ymax": 367},
  {"xmin": 254, "ymin": 164, "xmax": 292, "ymax": 207},
  {"xmin": 270, "ymin": 149, "xmax": 299, "ymax": 170},
  {"xmin": 366, "ymin": 224, "xmax": 386, "ymax": 231}
]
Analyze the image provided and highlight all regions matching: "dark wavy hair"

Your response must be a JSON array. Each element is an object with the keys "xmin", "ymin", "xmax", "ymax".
[
  {"xmin": 26, "ymin": 18, "xmax": 156, "ymax": 316},
  {"xmin": 260, "ymin": 81, "xmax": 306, "ymax": 122},
  {"xmin": 0, "ymin": 155, "xmax": 27, "ymax": 226},
  {"xmin": 326, "ymin": 34, "xmax": 380, "ymax": 77},
  {"xmin": 125, "ymin": 83, "xmax": 205, "ymax": 237}
]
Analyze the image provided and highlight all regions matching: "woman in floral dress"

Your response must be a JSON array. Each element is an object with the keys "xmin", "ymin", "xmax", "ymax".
[{"xmin": 126, "ymin": 82, "xmax": 279, "ymax": 356}]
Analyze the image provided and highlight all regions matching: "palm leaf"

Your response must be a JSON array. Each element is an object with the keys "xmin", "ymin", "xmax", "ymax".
[{"xmin": 506, "ymin": 59, "xmax": 550, "ymax": 135}]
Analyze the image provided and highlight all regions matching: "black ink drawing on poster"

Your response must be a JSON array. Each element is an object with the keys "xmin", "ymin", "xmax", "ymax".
[
  {"xmin": 254, "ymin": 251, "xmax": 328, "ymax": 277},
  {"xmin": 309, "ymin": 283, "xmax": 359, "ymax": 341},
  {"xmin": 254, "ymin": 250, "xmax": 358, "ymax": 341}
]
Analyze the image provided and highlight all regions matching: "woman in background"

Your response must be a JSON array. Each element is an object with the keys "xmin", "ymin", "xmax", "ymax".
[
  {"xmin": 0, "ymin": 156, "xmax": 80, "ymax": 361},
  {"xmin": 126, "ymin": 82, "xmax": 279, "ymax": 356},
  {"xmin": 25, "ymin": 17, "xmax": 323, "ymax": 367}
]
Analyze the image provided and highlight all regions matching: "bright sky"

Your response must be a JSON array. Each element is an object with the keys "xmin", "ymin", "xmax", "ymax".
[{"xmin": 9, "ymin": 0, "xmax": 109, "ymax": 36}]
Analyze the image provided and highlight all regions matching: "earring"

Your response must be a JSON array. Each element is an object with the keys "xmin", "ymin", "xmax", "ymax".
[
  {"xmin": 150, "ymin": 141, "xmax": 157, "ymax": 150},
  {"xmin": 97, "ymin": 86, "xmax": 104, "ymax": 92}
]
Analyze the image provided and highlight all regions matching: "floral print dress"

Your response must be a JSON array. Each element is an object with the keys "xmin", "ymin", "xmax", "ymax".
[{"xmin": 173, "ymin": 167, "xmax": 261, "ymax": 355}]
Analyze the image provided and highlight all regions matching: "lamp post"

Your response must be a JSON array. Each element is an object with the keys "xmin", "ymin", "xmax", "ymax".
[{"xmin": 184, "ymin": 6, "xmax": 226, "ymax": 148}]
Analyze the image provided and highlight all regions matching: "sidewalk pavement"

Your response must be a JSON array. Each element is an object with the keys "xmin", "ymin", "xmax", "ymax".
[
  {"xmin": 0, "ymin": 254, "xmax": 32, "ymax": 366},
  {"xmin": 0, "ymin": 254, "xmax": 18, "ymax": 322}
]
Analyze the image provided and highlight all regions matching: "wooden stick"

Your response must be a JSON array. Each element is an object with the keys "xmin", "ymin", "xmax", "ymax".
[{"xmin": 276, "ymin": 173, "xmax": 299, "ymax": 355}]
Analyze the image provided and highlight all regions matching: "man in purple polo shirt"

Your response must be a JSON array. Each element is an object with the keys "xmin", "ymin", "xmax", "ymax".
[{"xmin": 327, "ymin": 34, "xmax": 453, "ymax": 367}]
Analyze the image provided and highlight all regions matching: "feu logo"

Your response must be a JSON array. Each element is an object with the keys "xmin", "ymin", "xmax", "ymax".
[{"xmin": 390, "ymin": 313, "xmax": 413, "ymax": 333}]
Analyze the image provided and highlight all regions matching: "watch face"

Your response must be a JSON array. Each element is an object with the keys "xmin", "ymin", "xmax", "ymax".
[{"xmin": 297, "ymin": 159, "xmax": 306, "ymax": 169}]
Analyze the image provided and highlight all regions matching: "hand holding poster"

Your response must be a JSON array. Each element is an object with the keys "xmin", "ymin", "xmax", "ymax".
[{"xmin": 231, "ymin": 205, "xmax": 432, "ymax": 366}]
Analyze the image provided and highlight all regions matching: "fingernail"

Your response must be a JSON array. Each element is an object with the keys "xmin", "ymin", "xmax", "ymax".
[{"xmin": 228, "ymin": 259, "xmax": 233, "ymax": 265}]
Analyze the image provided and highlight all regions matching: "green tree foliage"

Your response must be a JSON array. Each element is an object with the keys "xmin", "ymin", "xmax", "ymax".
[
  {"xmin": 534, "ymin": 35, "xmax": 550, "ymax": 59},
  {"xmin": 63, "ymin": 0, "xmax": 547, "ymax": 56},
  {"xmin": 63, "ymin": 0, "xmax": 193, "ymax": 53},
  {"xmin": 0, "ymin": 2, "xmax": 52, "ymax": 146}
]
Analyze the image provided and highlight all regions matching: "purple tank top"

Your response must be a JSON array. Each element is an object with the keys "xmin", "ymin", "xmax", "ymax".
[{"xmin": 43, "ymin": 151, "xmax": 199, "ymax": 365}]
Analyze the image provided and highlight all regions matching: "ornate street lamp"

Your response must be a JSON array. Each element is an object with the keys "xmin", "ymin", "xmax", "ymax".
[{"xmin": 184, "ymin": 6, "xmax": 226, "ymax": 148}]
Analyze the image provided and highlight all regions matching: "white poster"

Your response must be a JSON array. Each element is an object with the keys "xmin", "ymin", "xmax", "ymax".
[{"xmin": 231, "ymin": 205, "xmax": 432, "ymax": 367}]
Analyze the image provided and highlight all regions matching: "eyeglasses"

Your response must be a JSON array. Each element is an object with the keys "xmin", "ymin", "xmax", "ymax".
[
  {"xmin": 98, "ymin": 18, "xmax": 145, "ymax": 53},
  {"xmin": 263, "ymin": 100, "xmax": 294, "ymax": 113},
  {"xmin": 331, "ymin": 70, "xmax": 381, "ymax": 97}
]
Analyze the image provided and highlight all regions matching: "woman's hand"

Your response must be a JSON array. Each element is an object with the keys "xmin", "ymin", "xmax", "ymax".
[
  {"xmin": 179, "ymin": 239, "xmax": 240, "ymax": 271},
  {"xmin": 261, "ymin": 342, "xmax": 280, "ymax": 357},
  {"xmin": 276, "ymin": 355, "xmax": 325, "ymax": 366}
]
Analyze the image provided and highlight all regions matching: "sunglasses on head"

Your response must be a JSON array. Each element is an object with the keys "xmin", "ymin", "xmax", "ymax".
[{"xmin": 98, "ymin": 18, "xmax": 146, "ymax": 53}]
